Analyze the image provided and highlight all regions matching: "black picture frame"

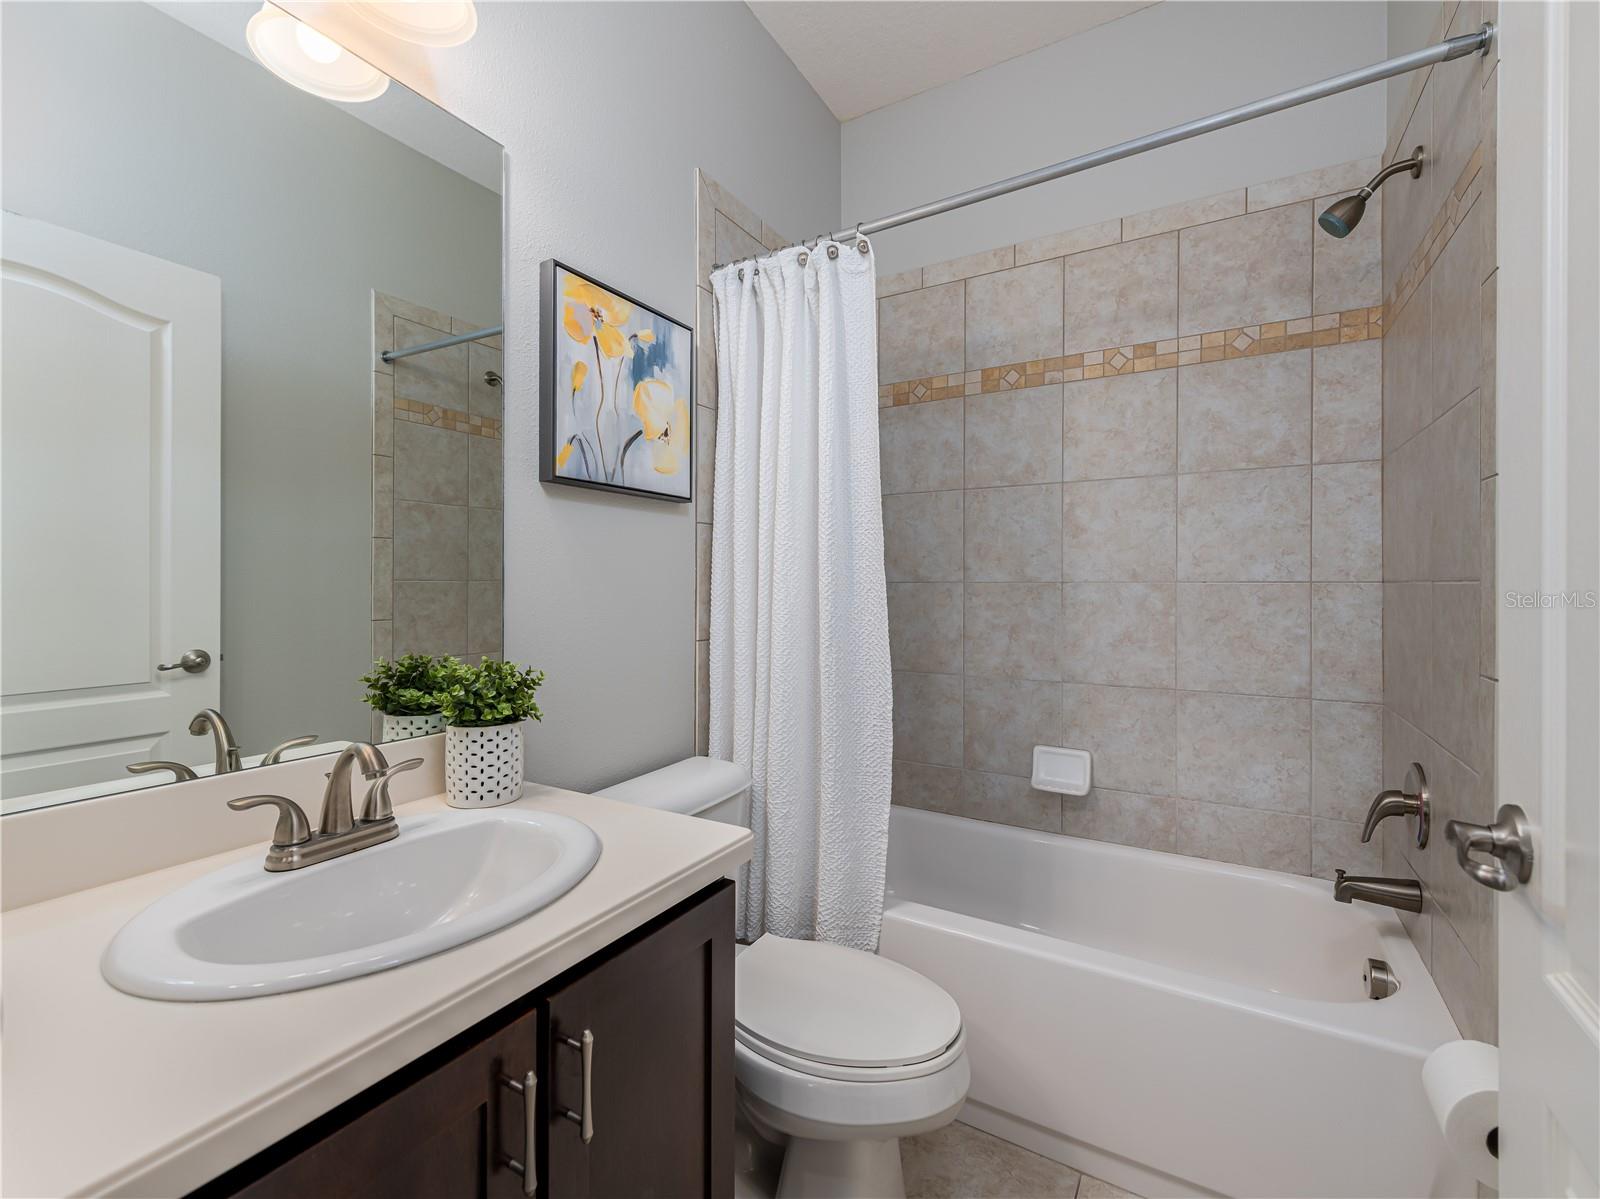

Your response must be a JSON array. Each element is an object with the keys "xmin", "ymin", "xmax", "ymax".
[{"xmin": 539, "ymin": 259, "xmax": 694, "ymax": 503}]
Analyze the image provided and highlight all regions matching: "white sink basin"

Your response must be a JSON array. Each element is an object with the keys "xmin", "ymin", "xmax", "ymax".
[{"xmin": 102, "ymin": 808, "xmax": 601, "ymax": 1001}]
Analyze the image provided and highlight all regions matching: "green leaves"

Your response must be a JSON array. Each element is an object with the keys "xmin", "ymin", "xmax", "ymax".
[
  {"xmin": 439, "ymin": 659, "xmax": 546, "ymax": 728},
  {"xmin": 360, "ymin": 654, "xmax": 465, "ymax": 716}
]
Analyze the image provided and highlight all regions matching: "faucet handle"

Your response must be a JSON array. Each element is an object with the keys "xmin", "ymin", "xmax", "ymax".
[
  {"xmin": 361, "ymin": 757, "xmax": 423, "ymax": 823},
  {"xmin": 1359, "ymin": 763, "xmax": 1430, "ymax": 847},
  {"xmin": 260, "ymin": 735, "xmax": 319, "ymax": 766},
  {"xmin": 127, "ymin": 760, "xmax": 200, "ymax": 782},
  {"xmin": 228, "ymin": 794, "xmax": 312, "ymax": 848}
]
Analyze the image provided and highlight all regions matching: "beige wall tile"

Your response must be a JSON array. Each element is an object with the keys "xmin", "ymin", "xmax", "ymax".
[
  {"xmin": 1382, "ymin": 87, "xmax": 1439, "ymax": 297},
  {"xmin": 1015, "ymin": 218, "xmax": 1121, "ymax": 266},
  {"xmin": 373, "ymin": 371, "xmax": 394, "ymax": 457},
  {"xmin": 695, "ymin": 523, "xmax": 711, "ymax": 641},
  {"xmin": 466, "ymin": 579, "xmax": 502, "ymax": 656},
  {"xmin": 965, "ymin": 484, "xmax": 1062, "ymax": 582},
  {"xmin": 1313, "ymin": 582, "xmax": 1383, "ymax": 703},
  {"xmin": 879, "ymin": 281, "xmax": 965, "ymax": 383},
  {"xmin": 876, "ymin": 267, "xmax": 923, "ymax": 298},
  {"xmin": 1177, "ymin": 582, "xmax": 1311, "ymax": 697},
  {"xmin": 1177, "ymin": 691, "xmax": 1311, "ymax": 812},
  {"xmin": 1311, "ymin": 817, "xmax": 1381, "ymax": 879},
  {"xmin": 1383, "ymin": 275, "xmax": 1432, "ymax": 453},
  {"xmin": 891, "ymin": 759, "xmax": 962, "ymax": 810},
  {"xmin": 468, "ymin": 436, "xmax": 502, "ymax": 511},
  {"xmin": 1312, "ymin": 341, "xmax": 1382, "ymax": 464},
  {"xmin": 1427, "ymin": 747, "xmax": 1496, "ymax": 967},
  {"xmin": 696, "ymin": 639, "xmax": 709, "ymax": 755},
  {"xmin": 695, "ymin": 287, "xmax": 717, "ymax": 410},
  {"xmin": 393, "ymin": 500, "xmax": 468, "ymax": 580},
  {"xmin": 880, "ymin": 397, "xmax": 965, "ymax": 494},
  {"xmin": 372, "ymin": 537, "xmax": 392, "ymax": 621},
  {"xmin": 1062, "ymin": 582, "xmax": 1175, "ymax": 688},
  {"xmin": 1430, "ymin": 207, "xmax": 1485, "ymax": 421},
  {"xmin": 1312, "ymin": 700, "xmax": 1383, "ymax": 822},
  {"xmin": 1431, "ymin": 906, "xmax": 1497, "ymax": 1044},
  {"xmin": 1061, "ymin": 788, "xmax": 1180, "ymax": 854},
  {"xmin": 1246, "ymin": 156, "xmax": 1381, "ymax": 211},
  {"xmin": 1178, "ymin": 466, "xmax": 1311, "ymax": 582},
  {"xmin": 372, "ymin": 453, "xmax": 393, "ymax": 538},
  {"xmin": 1313, "ymin": 189, "xmax": 1382, "ymax": 311},
  {"xmin": 1178, "ymin": 351, "xmax": 1312, "ymax": 472},
  {"xmin": 704, "ymin": 175, "xmax": 762, "ymax": 251},
  {"xmin": 1062, "ymin": 683, "xmax": 1176, "ymax": 795},
  {"xmin": 467, "ymin": 343, "xmax": 502, "ymax": 420},
  {"xmin": 1480, "ymin": 270, "xmax": 1497, "ymax": 477},
  {"xmin": 965, "ymin": 385, "xmax": 1063, "ymax": 487},
  {"xmin": 1384, "ymin": 582, "xmax": 1432, "ymax": 729},
  {"xmin": 372, "ymin": 619, "xmax": 392, "ymax": 663},
  {"xmin": 1427, "ymin": 393, "xmax": 1482, "ymax": 581},
  {"xmin": 1480, "ymin": 477, "xmax": 1496, "ymax": 678},
  {"xmin": 1427, "ymin": 581, "xmax": 1486, "ymax": 769},
  {"xmin": 893, "ymin": 670, "xmax": 964, "ymax": 767},
  {"xmin": 883, "ymin": 490, "xmax": 964, "ymax": 582},
  {"xmin": 394, "ymin": 420, "xmax": 469, "ymax": 506},
  {"xmin": 1178, "ymin": 204, "xmax": 1312, "ymax": 335},
  {"xmin": 713, "ymin": 209, "xmax": 764, "ymax": 269},
  {"xmin": 393, "ymin": 579, "xmax": 467, "ymax": 657},
  {"xmin": 959, "ymin": 770, "xmax": 1064, "ymax": 832},
  {"xmin": 1063, "ymin": 476, "xmax": 1176, "ymax": 583},
  {"xmin": 966, "ymin": 260, "xmax": 1064, "ymax": 367},
  {"xmin": 1384, "ymin": 430, "xmax": 1430, "ymax": 581},
  {"xmin": 1063, "ymin": 368, "xmax": 1176, "ymax": 481},
  {"xmin": 1433, "ymin": 4, "xmax": 1486, "ymax": 206},
  {"xmin": 925, "ymin": 245, "xmax": 1015, "ymax": 287},
  {"xmin": 696, "ymin": 403, "xmax": 716, "ymax": 517},
  {"xmin": 1063, "ymin": 233, "xmax": 1178, "ymax": 349},
  {"xmin": 965, "ymin": 675, "xmax": 1063, "ymax": 776},
  {"xmin": 888, "ymin": 582, "xmax": 964, "ymax": 675},
  {"xmin": 1172, "ymin": 798, "xmax": 1311, "ymax": 874},
  {"xmin": 1313, "ymin": 461, "xmax": 1383, "ymax": 581},
  {"xmin": 468, "ymin": 505, "xmax": 502, "ymax": 582},
  {"xmin": 1123, "ymin": 188, "xmax": 1245, "ymax": 241},
  {"xmin": 964, "ymin": 582, "xmax": 1062, "ymax": 681},
  {"xmin": 395, "ymin": 318, "xmax": 469, "ymax": 411}
]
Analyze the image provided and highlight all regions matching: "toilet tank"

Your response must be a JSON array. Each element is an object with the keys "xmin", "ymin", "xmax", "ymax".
[{"xmin": 594, "ymin": 756, "xmax": 751, "ymax": 828}]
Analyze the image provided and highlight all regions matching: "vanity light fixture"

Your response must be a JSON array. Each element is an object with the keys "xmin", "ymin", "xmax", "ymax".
[
  {"xmin": 348, "ymin": 1, "xmax": 478, "ymax": 48},
  {"xmin": 245, "ymin": 3, "xmax": 390, "ymax": 104}
]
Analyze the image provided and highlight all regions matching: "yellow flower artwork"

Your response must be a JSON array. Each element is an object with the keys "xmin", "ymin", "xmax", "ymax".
[{"xmin": 542, "ymin": 261, "xmax": 693, "ymax": 501}]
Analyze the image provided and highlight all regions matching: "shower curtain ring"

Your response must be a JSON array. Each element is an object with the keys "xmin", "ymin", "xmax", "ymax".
[{"xmin": 827, "ymin": 243, "xmax": 839, "ymax": 259}]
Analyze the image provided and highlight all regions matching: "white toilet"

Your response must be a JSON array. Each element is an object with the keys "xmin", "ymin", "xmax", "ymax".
[{"xmin": 597, "ymin": 757, "xmax": 970, "ymax": 1199}]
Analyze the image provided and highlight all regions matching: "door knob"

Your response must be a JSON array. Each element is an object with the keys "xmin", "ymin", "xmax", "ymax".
[
  {"xmin": 157, "ymin": 649, "xmax": 212, "ymax": 674},
  {"xmin": 1445, "ymin": 803, "xmax": 1534, "ymax": 892}
]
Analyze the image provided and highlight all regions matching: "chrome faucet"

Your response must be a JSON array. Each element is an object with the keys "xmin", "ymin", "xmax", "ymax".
[
  {"xmin": 227, "ymin": 742, "xmax": 422, "ymax": 871},
  {"xmin": 1333, "ymin": 869, "xmax": 1424, "ymax": 913},
  {"xmin": 189, "ymin": 708, "xmax": 242, "ymax": 774}
]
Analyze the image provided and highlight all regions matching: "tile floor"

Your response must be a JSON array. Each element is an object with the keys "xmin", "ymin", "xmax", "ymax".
[{"xmin": 901, "ymin": 1121, "xmax": 1140, "ymax": 1199}]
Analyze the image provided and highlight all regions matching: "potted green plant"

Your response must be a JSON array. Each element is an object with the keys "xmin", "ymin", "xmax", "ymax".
[
  {"xmin": 360, "ymin": 654, "xmax": 460, "ymax": 741},
  {"xmin": 438, "ymin": 659, "xmax": 545, "ymax": 807}
]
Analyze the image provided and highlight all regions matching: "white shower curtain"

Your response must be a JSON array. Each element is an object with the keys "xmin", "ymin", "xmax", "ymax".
[{"xmin": 708, "ymin": 241, "xmax": 892, "ymax": 951}]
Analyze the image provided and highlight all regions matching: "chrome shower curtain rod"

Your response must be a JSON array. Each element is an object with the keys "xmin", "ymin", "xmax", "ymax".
[
  {"xmin": 381, "ymin": 324, "xmax": 504, "ymax": 363},
  {"xmin": 803, "ymin": 23, "xmax": 1494, "ymax": 249}
]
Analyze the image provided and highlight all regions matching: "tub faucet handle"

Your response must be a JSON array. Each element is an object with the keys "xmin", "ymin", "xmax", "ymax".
[{"xmin": 1359, "ymin": 763, "xmax": 1429, "ymax": 847}]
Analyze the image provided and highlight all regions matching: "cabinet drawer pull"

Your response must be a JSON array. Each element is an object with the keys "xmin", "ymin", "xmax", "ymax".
[
  {"xmin": 559, "ymin": 1030, "xmax": 595, "ymax": 1144},
  {"xmin": 498, "ymin": 1070, "xmax": 537, "ymax": 1196}
]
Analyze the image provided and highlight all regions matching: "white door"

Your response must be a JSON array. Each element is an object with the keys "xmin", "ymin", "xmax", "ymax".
[
  {"xmin": 1495, "ymin": 4, "xmax": 1600, "ymax": 1196},
  {"xmin": 1, "ymin": 213, "xmax": 221, "ymax": 802}
]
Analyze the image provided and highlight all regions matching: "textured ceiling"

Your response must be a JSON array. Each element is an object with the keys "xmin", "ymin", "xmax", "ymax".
[{"xmin": 748, "ymin": 1, "xmax": 1158, "ymax": 121}]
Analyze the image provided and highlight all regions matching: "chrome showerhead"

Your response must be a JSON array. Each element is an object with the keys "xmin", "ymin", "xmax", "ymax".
[{"xmin": 1318, "ymin": 146, "xmax": 1425, "ymax": 239}]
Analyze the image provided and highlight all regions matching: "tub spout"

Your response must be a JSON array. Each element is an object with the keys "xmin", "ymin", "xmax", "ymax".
[{"xmin": 1333, "ymin": 869, "xmax": 1424, "ymax": 913}]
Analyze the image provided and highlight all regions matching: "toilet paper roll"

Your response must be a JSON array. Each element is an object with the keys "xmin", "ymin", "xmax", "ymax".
[{"xmin": 1423, "ymin": 1039, "xmax": 1500, "ymax": 1186}]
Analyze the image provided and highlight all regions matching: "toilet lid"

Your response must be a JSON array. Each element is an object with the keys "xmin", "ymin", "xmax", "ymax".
[{"xmin": 735, "ymin": 935, "xmax": 962, "ymax": 1069}]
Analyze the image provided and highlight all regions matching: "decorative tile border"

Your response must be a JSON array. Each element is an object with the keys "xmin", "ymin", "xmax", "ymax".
[
  {"xmin": 395, "ymin": 396, "xmax": 501, "ymax": 439},
  {"xmin": 878, "ymin": 306, "xmax": 1384, "ymax": 407}
]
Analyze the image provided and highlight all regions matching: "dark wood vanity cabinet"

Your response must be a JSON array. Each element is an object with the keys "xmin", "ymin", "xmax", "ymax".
[{"xmin": 196, "ymin": 881, "xmax": 733, "ymax": 1199}]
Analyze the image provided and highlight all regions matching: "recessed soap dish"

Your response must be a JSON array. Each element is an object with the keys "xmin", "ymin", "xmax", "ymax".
[{"xmin": 1031, "ymin": 746, "xmax": 1091, "ymax": 796}]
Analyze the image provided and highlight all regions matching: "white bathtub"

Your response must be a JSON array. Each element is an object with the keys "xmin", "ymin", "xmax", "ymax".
[{"xmin": 879, "ymin": 806, "xmax": 1470, "ymax": 1199}]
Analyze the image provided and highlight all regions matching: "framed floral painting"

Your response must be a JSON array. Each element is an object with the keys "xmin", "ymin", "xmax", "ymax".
[{"xmin": 539, "ymin": 260, "xmax": 694, "ymax": 502}]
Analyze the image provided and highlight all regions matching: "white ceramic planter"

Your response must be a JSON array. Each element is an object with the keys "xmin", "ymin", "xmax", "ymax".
[
  {"xmin": 444, "ymin": 723, "xmax": 524, "ymax": 808},
  {"xmin": 381, "ymin": 712, "xmax": 445, "ymax": 741}
]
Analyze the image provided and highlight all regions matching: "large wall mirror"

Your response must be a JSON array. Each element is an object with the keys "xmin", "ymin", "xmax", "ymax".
[{"xmin": 1, "ymin": 2, "xmax": 504, "ymax": 813}]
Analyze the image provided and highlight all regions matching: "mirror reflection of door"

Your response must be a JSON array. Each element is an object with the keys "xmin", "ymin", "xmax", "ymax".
[{"xmin": 1, "ymin": 214, "xmax": 221, "ymax": 801}]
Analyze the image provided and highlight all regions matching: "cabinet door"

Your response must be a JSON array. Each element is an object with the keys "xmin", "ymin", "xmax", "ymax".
[
  {"xmin": 544, "ymin": 881, "xmax": 734, "ymax": 1199},
  {"xmin": 216, "ymin": 1007, "xmax": 539, "ymax": 1199}
]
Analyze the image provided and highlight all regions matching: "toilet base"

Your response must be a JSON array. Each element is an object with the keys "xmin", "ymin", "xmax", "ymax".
[{"xmin": 776, "ymin": 1135, "xmax": 905, "ymax": 1199}]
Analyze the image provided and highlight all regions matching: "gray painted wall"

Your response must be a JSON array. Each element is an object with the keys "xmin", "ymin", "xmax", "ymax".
[
  {"xmin": 285, "ymin": 1, "xmax": 844, "ymax": 792},
  {"xmin": 842, "ymin": 2, "xmax": 1388, "ymax": 276},
  {"xmin": 2, "ymin": 1, "xmax": 501, "ymax": 755}
]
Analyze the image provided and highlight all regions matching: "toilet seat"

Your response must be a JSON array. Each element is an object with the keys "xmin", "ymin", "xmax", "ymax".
[{"xmin": 735, "ymin": 935, "xmax": 963, "ymax": 1077}]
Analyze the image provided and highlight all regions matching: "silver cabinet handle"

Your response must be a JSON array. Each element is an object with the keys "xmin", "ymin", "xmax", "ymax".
[
  {"xmin": 157, "ymin": 649, "xmax": 212, "ymax": 674},
  {"xmin": 560, "ymin": 1029, "xmax": 594, "ymax": 1143},
  {"xmin": 1446, "ymin": 803, "xmax": 1534, "ymax": 892},
  {"xmin": 498, "ymin": 1069, "xmax": 537, "ymax": 1197}
]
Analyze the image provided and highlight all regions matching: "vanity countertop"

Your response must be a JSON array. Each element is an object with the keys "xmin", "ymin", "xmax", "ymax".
[{"xmin": 0, "ymin": 785, "xmax": 752, "ymax": 1198}]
